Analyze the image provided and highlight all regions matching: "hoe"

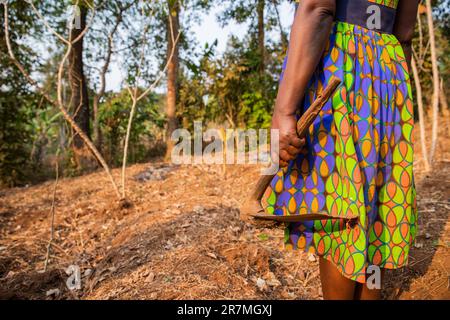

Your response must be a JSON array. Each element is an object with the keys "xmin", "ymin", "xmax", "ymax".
[{"xmin": 240, "ymin": 77, "xmax": 342, "ymax": 226}]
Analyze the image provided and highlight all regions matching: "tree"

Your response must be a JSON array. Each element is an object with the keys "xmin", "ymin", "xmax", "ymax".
[
  {"xmin": 88, "ymin": 0, "xmax": 138, "ymax": 152},
  {"xmin": 165, "ymin": 0, "xmax": 181, "ymax": 160},
  {"xmin": 68, "ymin": 2, "xmax": 92, "ymax": 168},
  {"xmin": 98, "ymin": 90, "xmax": 164, "ymax": 166},
  {"xmin": 176, "ymin": 0, "xmax": 291, "ymax": 131},
  {"xmin": 218, "ymin": 0, "xmax": 288, "ymax": 74},
  {"xmin": 425, "ymin": 0, "xmax": 441, "ymax": 162},
  {"xmin": 257, "ymin": 0, "xmax": 265, "ymax": 74},
  {"xmin": 412, "ymin": 0, "xmax": 448, "ymax": 169},
  {"xmin": 411, "ymin": 57, "xmax": 430, "ymax": 172}
]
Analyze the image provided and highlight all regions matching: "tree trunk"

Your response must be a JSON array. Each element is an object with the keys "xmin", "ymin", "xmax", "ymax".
[
  {"xmin": 273, "ymin": 1, "xmax": 287, "ymax": 50},
  {"xmin": 440, "ymin": 79, "xmax": 450, "ymax": 138},
  {"xmin": 92, "ymin": 95, "xmax": 103, "ymax": 152},
  {"xmin": 411, "ymin": 57, "xmax": 430, "ymax": 172},
  {"xmin": 257, "ymin": 0, "xmax": 265, "ymax": 74},
  {"xmin": 68, "ymin": 5, "xmax": 92, "ymax": 169},
  {"xmin": 164, "ymin": 0, "xmax": 180, "ymax": 161},
  {"xmin": 425, "ymin": 0, "xmax": 440, "ymax": 163},
  {"xmin": 440, "ymin": 80, "xmax": 448, "ymax": 113}
]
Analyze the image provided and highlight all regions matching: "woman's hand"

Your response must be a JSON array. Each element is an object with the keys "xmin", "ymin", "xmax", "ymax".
[{"xmin": 271, "ymin": 111, "xmax": 306, "ymax": 167}]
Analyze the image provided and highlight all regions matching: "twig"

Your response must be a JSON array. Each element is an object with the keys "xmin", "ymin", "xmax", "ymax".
[
  {"xmin": 409, "ymin": 253, "xmax": 434, "ymax": 267},
  {"xmin": 43, "ymin": 151, "xmax": 60, "ymax": 272},
  {"xmin": 419, "ymin": 200, "xmax": 450, "ymax": 205}
]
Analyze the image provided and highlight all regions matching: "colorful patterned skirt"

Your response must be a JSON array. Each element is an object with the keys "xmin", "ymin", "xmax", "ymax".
[{"xmin": 261, "ymin": 21, "xmax": 417, "ymax": 283}]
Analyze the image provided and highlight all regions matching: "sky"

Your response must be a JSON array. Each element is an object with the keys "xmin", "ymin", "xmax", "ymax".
[
  {"xmin": 191, "ymin": 2, "xmax": 295, "ymax": 53},
  {"xmin": 105, "ymin": 2, "xmax": 297, "ymax": 92}
]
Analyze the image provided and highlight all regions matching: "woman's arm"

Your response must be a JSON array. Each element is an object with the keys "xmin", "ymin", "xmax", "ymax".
[
  {"xmin": 272, "ymin": 0, "xmax": 336, "ymax": 166},
  {"xmin": 393, "ymin": 0, "xmax": 420, "ymax": 67}
]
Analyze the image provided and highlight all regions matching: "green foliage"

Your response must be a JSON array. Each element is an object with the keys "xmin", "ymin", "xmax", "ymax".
[
  {"xmin": 0, "ymin": 2, "xmax": 38, "ymax": 187},
  {"xmin": 98, "ymin": 90, "xmax": 165, "ymax": 166},
  {"xmin": 178, "ymin": 32, "xmax": 284, "ymax": 130},
  {"xmin": 0, "ymin": 97, "xmax": 33, "ymax": 187},
  {"xmin": 26, "ymin": 106, "xmax": 62, "ymax": 166},
  {"xmin": 240, "ymin": 92, "xmax": 273, "ymax": 129}
]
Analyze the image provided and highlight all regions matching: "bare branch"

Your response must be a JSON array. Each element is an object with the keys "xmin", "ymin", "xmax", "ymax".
[
  {"xmin": 92, "ymin": 2, "xmax": 136, "ymax": 147},
  {"xmin": 27, "ymin": 0, "xmax": 69, "ymax": 44},
  {"xmin": 27, "ymin": 0, "xmax": 96, "ymax": 46},
  {"xmin": 425, "ymin": 0, "xmax": 441, "ymax": 162},
  {"xmin": 120, "ymin": 5, "xmax": 181, "ymax": 198},
  {"xmin": 138, "ymin": 31, "xmax": 181, "ymax": 101},
  {"xmin": 3, "ymin": 1, "xmax": 121, "ymax": 199}
]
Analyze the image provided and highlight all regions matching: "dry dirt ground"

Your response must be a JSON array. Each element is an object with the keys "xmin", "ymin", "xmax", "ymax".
[{"xmin": 0, "ymin": 118, "xmax": 449, "ymax": 300}]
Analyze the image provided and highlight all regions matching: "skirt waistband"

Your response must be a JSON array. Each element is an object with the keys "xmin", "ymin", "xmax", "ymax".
[{"xmin": 335, "ymin": 0, "xmax": 397, "ymax": 34}]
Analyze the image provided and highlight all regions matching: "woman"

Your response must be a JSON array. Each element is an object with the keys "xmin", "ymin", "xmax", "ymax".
[{"xmin": 263, "ymin": 0, "xmax": 420, "ymax": 300}]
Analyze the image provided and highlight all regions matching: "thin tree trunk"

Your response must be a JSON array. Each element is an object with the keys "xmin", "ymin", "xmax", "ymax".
[
  {"xmin": 93, "ymin": 3, "xmax": 131, "ymax": 152},
  {"xmin": 122, "ymin": 97, "xmax": 138, "ymax": 198},
  {"xmin": 68, "ymin": 5, "xmax": 92, "ymax": 168},
  {"xmin": 92, "ymin": 92, "xmax": 103, "ymax": 152},
  {"xmin": 425, "ymin": 0, "xmax": 440, "ymax": 163},
  {"xmin": 164, "ymin": 0, "xmax": 180, "ymax": 161},
  {"xmin": 440, "ymin": 79, "xmax": 450, "ymax": 138},
  {"xmin": 411, "ymin": 57, "xmax": 430, "ymax": 172},
  {"xmin": 440, "ymin": 79, "xmax": 448, "ymax": 115},
  {"xmin": 257, "ymin": 0, "xmax": 265, "ymax": 74},
  {"xmin": 273, "ymin": 0, "xmax": 287, "ymax": 50}
]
